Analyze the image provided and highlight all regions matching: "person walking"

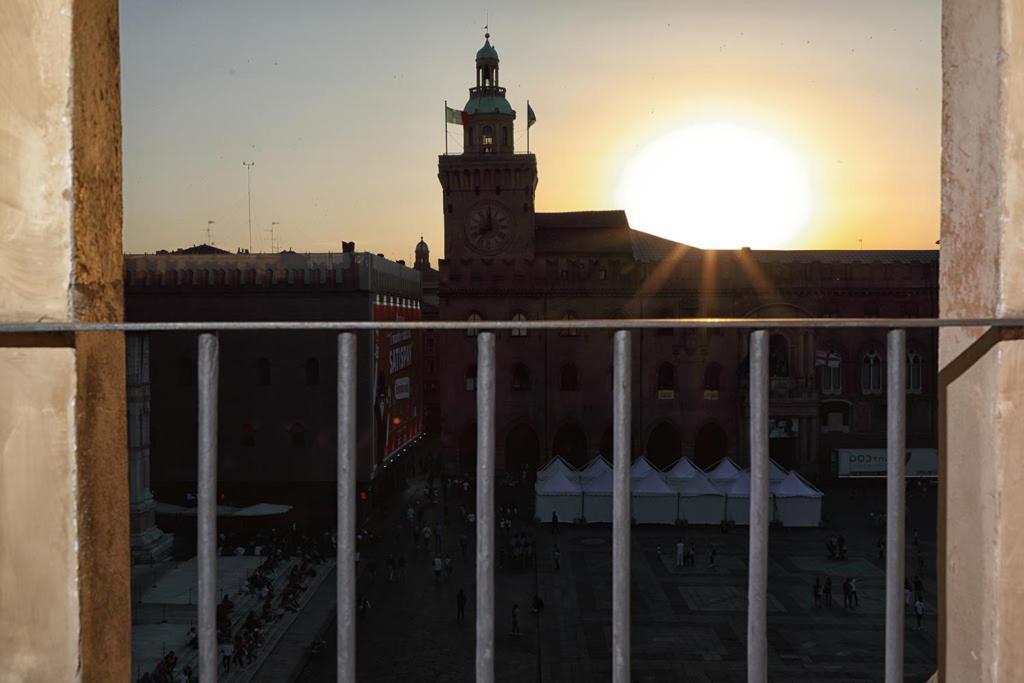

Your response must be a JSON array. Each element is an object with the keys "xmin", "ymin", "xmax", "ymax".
[
  {"xmin": 709, "ymin": 544, "xmax": 717, "ymax": 568},
  {"xmin": 456, "ymin": 588, "xmax": 467, "ymax": 624},
  {"xmin": 511, "ymin": 603, "xmax": 521, "ymax": 636},
  {"xmin": 842, "ymin": 578, "xmax": 852, "ymax": 608},
  {"xmin": 433, "ymin": 555, "xmax": 443, "ymax": 583},
  {"xmin": 422, "ymin": 525, "xmax": 432, "ymax": 552},
  {"xmin": 914, "ymin": 598, "xmax": 925, "ymax": 629},
  {"xmin": 813, "ymin": 577, "xmax": 822, "ymax": 608},
  {"xmin": 850, "ymin": 577, "xmax": 859, "ymax": 607},
  {"xmin": 444, "ymin": 553, "xmax": 453, "ymax": 581},
  {"xmin": 675, "ymin": 539, "xmax": 685, "ymax": 568},
  {"xmin": 553, "ymin": 544, "xmax": 561, "ymax": 572},
  {"xmin": 824, "ymin": 576, "xmax": 833, "ymax": 608},
  {"xmin": 551, "ymin": 510, "xmax": 560, "ymax": 535}
]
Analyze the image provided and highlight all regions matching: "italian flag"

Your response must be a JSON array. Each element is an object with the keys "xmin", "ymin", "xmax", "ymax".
[{"xmin": 445, "ymin": 106, "xmax": 468, "ymax": 125}]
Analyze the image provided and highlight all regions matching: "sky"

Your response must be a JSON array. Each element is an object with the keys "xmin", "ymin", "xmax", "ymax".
[{"xmin": 120, "ymin": 0, "xmax": 940, "ymax": 259}]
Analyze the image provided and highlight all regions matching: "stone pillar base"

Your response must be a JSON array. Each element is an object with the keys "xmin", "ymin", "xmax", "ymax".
[{"xmin": 130, "ymin": 526, "xmax": 173, "ymax": 564}]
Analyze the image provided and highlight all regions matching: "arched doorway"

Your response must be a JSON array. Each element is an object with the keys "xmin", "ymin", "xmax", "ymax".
[
  {"xmin": 505, "ymin": 423, "xmax": 540, "ymax": 478},
  {"xmin": 646, "ymin": 422, "xmax": 681, "ymax": 469},
  {"xmin": 552, "ymin": 422, "xmax": 588, "ymax": 468},
  {"xmin": 458, "ymin": 422, "xmax": 476, "ymax": 474},
  {"xmin": 694, "ymin": 422, "xmax": 728, "ymax": 469}
]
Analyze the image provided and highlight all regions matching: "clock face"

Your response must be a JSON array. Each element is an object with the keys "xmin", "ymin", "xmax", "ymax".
[{"xmin": 465, "ymin": 202, "xmax": 514, "ymax": 254}]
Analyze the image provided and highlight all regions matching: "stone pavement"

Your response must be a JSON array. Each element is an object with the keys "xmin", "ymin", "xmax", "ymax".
[{"xmin": 297, "ymin": 478, "xmax": 937, "ymax": 682}]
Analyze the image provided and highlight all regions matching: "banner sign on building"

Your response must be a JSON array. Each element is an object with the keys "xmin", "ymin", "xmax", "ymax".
[
  {"xmin": 372, "ymin": 296, "xmax": 422, "ymax": 471},
  {"xmin": 833, "ymin": 448, "xmax": 938, "ymax": 479}
]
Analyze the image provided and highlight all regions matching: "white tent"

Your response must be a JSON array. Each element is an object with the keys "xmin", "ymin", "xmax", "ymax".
[
  {"xmin": 537, "ymin": 456, "xmax": 578, "ymax": 482},
  {"xmin": 723, "ymin": 471, "xmax": 751, "ymax": 525},
  {"xmin": 578, "ymin": 457, "xmax": 612, "ymax": 482},
  {"xmin": 664, "ymin": 457, "xmax": 700, "ymax": 482},
  {"xmin": 581, "ymin": 468, "xmax": 614, "ymax": 523},
  {"xmin": 706, "ymin": 458, "xmax": 744, "ymax": 486},
  {"xmin": 768, "ymin": 459, "xmax": 789, "ymax": 484},
  {"xmin": 630, "ymin": 456, "xmax": 658, "ymax": 480},
  {"xmin": 675, "ymin": 471, "xmax": 726, "ymax": 525},
  {"xmin": 631, "ymin": 471, "xmax": 678, "ymax": 524},
  {"xmin": 771, "ymin": 471, "xmax": 824, "ymax": 527},
  {"xmin": 535, "ymin": 470, "xmax": 583, "ymax": 523}
]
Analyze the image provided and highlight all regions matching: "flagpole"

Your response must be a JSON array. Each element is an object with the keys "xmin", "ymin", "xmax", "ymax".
[
  {"xmin": 444, "ymin": 100, "xmax": 448, "ymax": 156},
  {"xmin": 526, "ymin": 99, "xmax": 530, "ymax": 153}
]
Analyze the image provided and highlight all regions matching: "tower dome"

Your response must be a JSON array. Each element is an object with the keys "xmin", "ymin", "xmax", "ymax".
[
  {"xmin": 476, "ymin": 37, "xmax": 499, "ymax": 62},
  {"xmin": 414, "ymin": 236, "xmax": 430, "ymax": 271}
]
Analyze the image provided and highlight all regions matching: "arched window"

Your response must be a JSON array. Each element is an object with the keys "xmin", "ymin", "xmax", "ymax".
[
  {"xmin": 466, "ymin": 312, "xmax": 482, "ymax": 337},
  {"xmin": 179, "ymin": 356, "xmax": 196, "ymax": 387},
  {"xmin": 512, "ymin": 363, "xmax": 531, "ymax": 391},
  {"xmin": 657, "ymin": 362, "xmax": 676, "ymax": 390},
  {"xmin": 257, "ymin": 358, "xmax": 271, "ymax": 386},
  {"xmin": 560, "ymin": 363, "xmax": 579, "ymax": 391},
  {"xmin": 560, "ymin": 311, "xmax": 578, "ymax": 337},
  {"xmin": 907, "ymin": 351, "xmax": 924, "ymax": 393},
  {"xmin": 305, "ymin": 358, "xmax": 320, "ymax": 385},
  {"xmin": 511, "ymin": 312, "xmax": 528, "ymax": 337},
  {"xmin": 465, "ymin": 365, "xmax": 477, "ymax": 392},
  {"xmin": 289, "ymin": 423, "xmax": 305, "ymax": 447},
  {"xmin": 820, "ymin": 349, "xmax": 842, "ymax": 395},
  {"xmin": 769, "ymin": 334, "xmax": 789, "ymax": 378},
  {"xmin": 241, "ymin": 422, "xmax": 255, "ymax": 448},
  {"xmin": 704, "ymin": 363, "xmax": 722, "ymax": 391},
  {"xmin": 861, "ymin": 350, "xmax": 882, "ymax": 394}
]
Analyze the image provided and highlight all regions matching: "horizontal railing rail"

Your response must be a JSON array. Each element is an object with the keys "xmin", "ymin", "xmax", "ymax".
[
  {"xmin": 1, "ymin": 316, "xmax": 1023, "ymax": 332},
  {"xmin": 5, "ymin": 317, "xmax": 985, "ymax": 682}
]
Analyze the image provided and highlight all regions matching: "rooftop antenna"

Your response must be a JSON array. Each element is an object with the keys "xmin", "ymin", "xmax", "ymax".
[
  {"xmin": 242, "ymin": 161, "xmax": 255, "ymax": 253},
  {"xmin": 266, "ymin": 221, "xmax": 280, "ymax": 253},
  {"xmin": 483, "ymin": 12, "xmax": 489, "ymax": 38},
  {"xmin": 205, "ymin": 220, "xmax": 215, "ymax": 245}
]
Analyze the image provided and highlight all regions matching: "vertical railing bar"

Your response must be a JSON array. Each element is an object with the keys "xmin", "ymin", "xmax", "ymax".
[
  {"xmin": 612, "ymin": 330, "xmax": 632, "ymax": 682},
  {"xmin": 337, "ymin": 332, "xmax": 357, "ymax": 682},
  {"xmin": 476, "ymin": 332, "xmax": 496, "ymax": 683},
  {"xmin": 197, "ymin": 333, "xmax": 219, "ymax": 683},
  {"xmin": 885, "ymin": 329, "xmax": 906, "ymax": 682},
  {"xmin": 747, "ymin": 330, "xmax": 769, "ymax": 683}
]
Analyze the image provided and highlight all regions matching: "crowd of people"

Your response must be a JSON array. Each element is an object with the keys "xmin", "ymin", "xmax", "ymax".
[{"xmin": 138, "ymin": 526, "xmax": 333, "ymax": 682}]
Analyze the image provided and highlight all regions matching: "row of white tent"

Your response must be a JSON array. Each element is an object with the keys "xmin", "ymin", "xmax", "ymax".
[{"xmin": 534, "ymin": 455, "xmax": 823, "ymax": 527}]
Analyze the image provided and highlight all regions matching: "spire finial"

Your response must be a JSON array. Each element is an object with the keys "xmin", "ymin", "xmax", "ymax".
[{"xmin": 484, "ymin": 11, "xmax": 489, "ymax": 40}]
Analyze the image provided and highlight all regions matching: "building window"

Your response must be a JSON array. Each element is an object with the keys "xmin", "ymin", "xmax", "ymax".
[
  {"xmin": 560, "ymin": 363, "xmax": 579, "ymax": 391},
  {"xmin": 560, "ymin": 311, "xmax": 578, "ymax": 337},
  {"xmin": 482, "ymin": 125, "xmax": 494, "ymax": 151},
  {"xmin": 657, "ymin": 363, "xmax": 676, "ymax": 391},
  {"xmin": 512, "ymin": 363, "xmax": 531, "ymax": 391},
  {"xmin": 819, "ymin": 350, "xmax": 842, "ymax": 395},
  {"xmin": 290, "ymin": 423, "xmax": 306, "ymax": 447},
  {"xmin": 257, "ymin": 358, "xmax": 271, "ymax": 386},
  {"xmin": 466, "ymin": 312, "xmax": 482, "ymax": 337},
  {"xmin": 242, "ymin": 422, "xmax": 255, "ymax": 448},
  {"xmin": 704, "ymin": 363, "xmax": 721, "ymax": 391},
  {"xmin": 769, "ymin": 334, "xmax": 789, "ymax": 378},
  {"xmin": 907, "ymin": 351, "xmax": 923, "ymax": 394},
  {"xmin": 502, "ymin": 127, "xmax": 509, "ymax": 147},
  {"xmin": 465, "ymin": 365, "xmax": 477, "ymax": 392},
  {"xmin": 511, "ymin": 312, "xmax": 528, "ymax": 337},
  {"xmin": 861, "ymin": 350, "xmax": 883, "ymax": 394},
  {"xmin": 305, "ymin": 358, "xmax": 320, "ymax": 385},
  {"xmin": 179, "ymin": 356, "xmax": 196, "ymax": 387}
]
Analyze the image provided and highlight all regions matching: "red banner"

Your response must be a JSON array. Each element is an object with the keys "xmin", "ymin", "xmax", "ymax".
[{"xmin": 372, "ymin": 296, "xmax": 423, "ymax": 470}]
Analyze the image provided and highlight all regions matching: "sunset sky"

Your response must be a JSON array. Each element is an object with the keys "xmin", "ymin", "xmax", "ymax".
[{"xmin": 120, "ymin": 0, "xmax": 940, "ymax": 259}]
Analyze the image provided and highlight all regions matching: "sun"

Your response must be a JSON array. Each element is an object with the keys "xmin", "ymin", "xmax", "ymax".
[{"xmin": 617, "ymin": 122, "xmax": 814, "ymax": 249}]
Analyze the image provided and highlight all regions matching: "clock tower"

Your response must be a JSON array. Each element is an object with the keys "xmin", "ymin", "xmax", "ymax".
[{"xmin": 439, "ymin": 34, "xmax": 538, "ymax": 261}]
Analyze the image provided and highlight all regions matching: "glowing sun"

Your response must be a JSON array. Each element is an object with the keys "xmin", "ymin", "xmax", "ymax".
[{"xmin": 617, "ymin": 122, "xmax": 814, "ymax": 249}]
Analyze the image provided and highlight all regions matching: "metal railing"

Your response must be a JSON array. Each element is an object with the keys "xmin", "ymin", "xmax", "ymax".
[{"xmin": 8, "ymin": 316, "xmax": 1024, "ymax": 682}]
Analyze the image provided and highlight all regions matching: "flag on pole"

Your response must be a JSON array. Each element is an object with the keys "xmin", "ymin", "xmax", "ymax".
[
  {"xmin": 527, "ymin": 102, "xmax": 537, "ymax": 128},
  {"xmin": 445, "ymin": 106, "xmax": 468, "ymax": 125}
]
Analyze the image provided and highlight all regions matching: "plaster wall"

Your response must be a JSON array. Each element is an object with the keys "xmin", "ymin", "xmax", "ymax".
[{"xmin": 941, "ymin": 0, "xmax": 1024, "ymax": 679}]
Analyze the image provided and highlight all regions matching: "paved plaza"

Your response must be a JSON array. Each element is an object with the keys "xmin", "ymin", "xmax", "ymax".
[{"xmin": 296, "ymin": 474, "xmax": 937, "ymax": 682}]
